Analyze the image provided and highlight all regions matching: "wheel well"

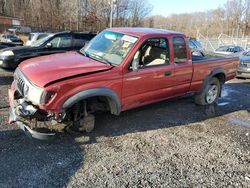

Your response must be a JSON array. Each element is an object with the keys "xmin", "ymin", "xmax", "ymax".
[
  {"xmin": 66, "ymin": 96, "xmax": 118, "ymax": 115},
  {"xmin": 62, "ymin": 88, "xmax": 121, "ymax": 115},
  {"xmin": 85, "ymin": 96, "xmax": 111, "ymax": 113},
  {"xmin": 213, "ymin": 73, "xmax": 226, "ymax": 84}
]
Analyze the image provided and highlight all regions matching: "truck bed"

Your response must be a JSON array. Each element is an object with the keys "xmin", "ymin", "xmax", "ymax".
[
  {"xmin": 192, "ymin": 52, "xmax": 238, "ymax": 63},
  {"xmin": 190, "ymin": 53, "xmax": 239, "ymax": 92}
]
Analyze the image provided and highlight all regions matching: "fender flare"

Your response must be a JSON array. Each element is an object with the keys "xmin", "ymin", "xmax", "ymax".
[
  {"xmin": 62, "ymin": 88, "xmax": 121, "ymax": 115},
  {"xmin": 198, "ymin": 68, "xmax": 226, "ymax": 95}
]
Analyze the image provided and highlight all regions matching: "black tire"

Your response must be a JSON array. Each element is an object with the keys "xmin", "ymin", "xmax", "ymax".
[{"xmin": 195, "ymin": 77, "xmax": 221, "ymax": 105}]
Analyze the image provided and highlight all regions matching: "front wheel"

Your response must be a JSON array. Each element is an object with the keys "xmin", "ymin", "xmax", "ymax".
[{"xmin": 195, "ymin": 77, "xmax": 221, "ymax": 105}]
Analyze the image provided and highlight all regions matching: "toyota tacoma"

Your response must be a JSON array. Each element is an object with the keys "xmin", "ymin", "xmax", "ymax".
[{"xmin": 8, "ymin": 28, "xmax": 239, "ymax": 139}]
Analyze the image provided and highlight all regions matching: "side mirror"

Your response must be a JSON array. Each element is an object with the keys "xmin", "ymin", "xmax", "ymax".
[
  {"xmin": 192, "ymin": 51, "xmax": 203, "ymax": 56},
  {"xmin": 45, "ymin": 42, "xmax": 52, "ymax": 48},
  {"xmin": 132, "ymin": 59, "xmax": 139, "ymax": 72}
]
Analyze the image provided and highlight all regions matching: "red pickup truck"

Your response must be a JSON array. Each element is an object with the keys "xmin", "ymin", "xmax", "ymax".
[{"xmin": 8, "ymin": 28, "xmax": 239, "ymax": 139}]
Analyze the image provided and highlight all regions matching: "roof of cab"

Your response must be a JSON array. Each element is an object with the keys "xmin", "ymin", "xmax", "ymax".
[{"xmin": 107, "ymin": 27, "xmax": 183, "ymax": 37}]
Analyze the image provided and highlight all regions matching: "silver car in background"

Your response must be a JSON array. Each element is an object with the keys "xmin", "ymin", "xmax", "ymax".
[
  {"xmin": 214, "ymin": 45, "xmax": 245, "ymax": 56},
  {"xmin": 237, "ymin": 51, "xmax": 250, "ymax": 79},
  {"xmin": 26, "ymin": 33, "xmax": 51, "ymax": 46}
]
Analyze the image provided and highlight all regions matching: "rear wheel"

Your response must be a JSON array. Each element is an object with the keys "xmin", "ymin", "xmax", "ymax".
[{"xmin": 195, "ymin": 77, "xmax": 221, "ymax": 105}]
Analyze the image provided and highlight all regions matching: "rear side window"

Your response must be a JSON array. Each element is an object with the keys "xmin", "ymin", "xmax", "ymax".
[
  {"xmin": 74, "ymin": 34, "xmax": 96, "ymax": 48},
  {"xmin": 37, "ymin": 34, "xmax": 48, "ymax": 40},
  {"xmin": 173, "ymin": 37, "xmax": 187, "ymax": 63},
  {"xmin": 29, "ymin": 34, "xmax": 34, "ymax": 40},
  {"xmin": 73, "ymin": 34, "xmax": 89, "ymax": 48}
]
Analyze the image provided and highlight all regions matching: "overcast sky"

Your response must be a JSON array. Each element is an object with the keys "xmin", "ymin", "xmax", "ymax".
[{"xmin": 148, "ymin": 0, "xmax": 229, "ymax": 16}]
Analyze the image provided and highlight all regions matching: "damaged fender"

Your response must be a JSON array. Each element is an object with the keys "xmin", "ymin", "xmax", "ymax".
[{"xmin": 62, "ymin": 88, "xmax": 121, "ymax": 115}]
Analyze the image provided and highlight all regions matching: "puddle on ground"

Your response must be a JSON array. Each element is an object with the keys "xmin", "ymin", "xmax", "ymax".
[
  {"xmin": 218, "ymin": 102, "xmax": 230, "ymax": 106},
  {"xmin": 221, "ymin": 86, "xmax": 238, "ymax": 100},
  {"xmin": 229, "ymin": 118, "xmax": 250, "ymax": 127}
]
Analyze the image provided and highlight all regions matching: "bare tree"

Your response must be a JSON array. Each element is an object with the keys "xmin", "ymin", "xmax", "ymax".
[{"xmin": 143, "ymin": 0, "xmax": 250, "ymax": 37}]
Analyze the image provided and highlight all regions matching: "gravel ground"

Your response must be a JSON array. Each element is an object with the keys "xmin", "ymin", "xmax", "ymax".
[{"xmin": 0, "ymin": 69, "xmax": 249, "ymax": 187}]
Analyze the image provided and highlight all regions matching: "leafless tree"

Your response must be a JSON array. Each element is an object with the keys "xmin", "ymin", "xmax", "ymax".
[
  {"xmin": 143, "ymin": 0, "xmax": 250, "ymax": 37},
  {"xmin": 0, "ymin": 0, "xmax": 152, "ymax": 32}
]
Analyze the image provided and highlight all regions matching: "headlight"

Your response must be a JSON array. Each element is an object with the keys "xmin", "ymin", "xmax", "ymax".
[
  {"xmin": 15, "ymin": 68, "xmax": 56, "ymax": 106},
  {"xmin": 1, "ymin": 50, "xmax": 14, "ymax": 56},
  {"xmin": 26, "ymin": 85, "xmax": 44, "ymax": 105},
  {"xmin": 26, "ymin": 85, "xmax": 56, "ymax": 105}
]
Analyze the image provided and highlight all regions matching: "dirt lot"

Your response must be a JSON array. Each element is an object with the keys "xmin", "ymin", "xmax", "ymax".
[{"xmin": 0, "ymin": 68, "xmax": 249, "ymax": 188}]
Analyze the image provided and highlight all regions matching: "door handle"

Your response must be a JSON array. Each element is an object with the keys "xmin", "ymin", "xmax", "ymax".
[{"xmin": 164, "ymin": 71, "xmax": 172, "ymax": 76}]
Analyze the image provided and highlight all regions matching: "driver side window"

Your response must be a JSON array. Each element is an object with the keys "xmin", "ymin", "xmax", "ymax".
[{"xmin": 134, "ymin": 38, "xmax": 170, "ymax": 68}]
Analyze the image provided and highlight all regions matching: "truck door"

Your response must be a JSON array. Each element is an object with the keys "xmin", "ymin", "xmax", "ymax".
[
  {"xmin": 122, "ymin": 37, "xmax": 175, "ymax": 110},
  {"xmin": 171, "ymin": 36, "xmax": 193, "ymax": 95}
]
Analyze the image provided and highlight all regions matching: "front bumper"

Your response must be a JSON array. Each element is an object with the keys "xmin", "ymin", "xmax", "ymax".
[
  {"xmin": 8, "ymin": 87, "xmax": 56, "ymax": 140},
  {"xmin": 237, "ymin": 69, "xmax": 250, "ymax": 79}
]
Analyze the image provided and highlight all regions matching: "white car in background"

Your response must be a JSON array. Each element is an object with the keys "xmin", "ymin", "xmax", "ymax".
[{"xmin": 26, "ymin": 33, "xmax": 51, "ymax": 46}]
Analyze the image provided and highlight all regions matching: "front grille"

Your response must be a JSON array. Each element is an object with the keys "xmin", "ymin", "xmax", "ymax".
[
  {"xmin": 14, "ymin": 68, "xmax": 28, "ymax": 97},
  {"xmin": 17, "ymin": 76, "xmax": 25, "ymax": 96},
  {"xmin": 243, "ymin": 62, "xmax": 250, "ymax": 68},
  {"xmin": 239, "ymin": 62, "xmax": 250, "ymax": 68}
]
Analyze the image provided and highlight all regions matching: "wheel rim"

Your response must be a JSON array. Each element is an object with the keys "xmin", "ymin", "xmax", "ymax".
[{"xmin": 206, "ymin": 84, "xmax": 218, "ymax": 104}]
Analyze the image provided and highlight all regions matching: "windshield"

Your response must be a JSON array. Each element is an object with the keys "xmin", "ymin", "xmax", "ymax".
[
  {"xmin": 31, "ymin": 34, "xmax": 53, "ymax": 47},
  {"xmin": 81, "ymin": 31, "xmax": 138, "ymax": 66},
  {"xmin": 194, "ymin": 41, "xmax": 203, "ymax": 49},
  {"xmin": 7, "ymin": 34, "xmax": 18, "ymax": 39}
]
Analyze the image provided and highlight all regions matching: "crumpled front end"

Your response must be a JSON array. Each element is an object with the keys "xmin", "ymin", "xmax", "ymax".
[{"xmin": 8, "ymin": 70, "xmax": 57, "ymax": 140}]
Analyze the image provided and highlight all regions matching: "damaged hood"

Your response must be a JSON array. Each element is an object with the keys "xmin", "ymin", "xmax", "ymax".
[{"xmin": 19, "ymin": 51, "xmax": 112, "ymax": 87}]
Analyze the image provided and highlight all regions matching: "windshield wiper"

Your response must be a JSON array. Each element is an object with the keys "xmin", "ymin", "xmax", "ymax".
[{"xmin": 89, "ymin": 53, "xmax": 114, "ymax": 66}]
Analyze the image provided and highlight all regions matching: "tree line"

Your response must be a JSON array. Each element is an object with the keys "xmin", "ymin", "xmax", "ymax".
[
  {"xmin": 144, "ymin": 0, "xmax": 250, "ymax": 37},
  {"xmin": 0, "ymin": 0, "xmax": 152, "ymax": 32},
  {"xmin": 0, "ymin": 0, "xmax": 249, "ymax": 37}
]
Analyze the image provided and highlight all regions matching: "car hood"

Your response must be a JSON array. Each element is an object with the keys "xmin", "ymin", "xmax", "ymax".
[
  {"xmin": 0, "ymin": 46, "xmax": 34, "ymax": 54},
  {"xmin": 19, "ymin": 51, "xmax": 112, "ymax": 87}
]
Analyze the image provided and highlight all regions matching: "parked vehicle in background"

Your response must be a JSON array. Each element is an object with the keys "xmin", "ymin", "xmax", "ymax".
[
  {"xmin": 0, "ymin": 34, "xmax": 24, "ymax": 46},
  {"xmin": 214, "ymin": 45, "xmax": 245, "ymax": 56},
  {"xmin": 0, "ymin": 42, "xmax": 21, "ymax": 50},
  {"xmin": 26, "ymin": 33, "xmax": 51, "ymax": 46},
  {"xmin": 8, "ymin": 28, "xmax": 239, "ymax": 140},
  {"xmin": 189, "ymin": 38, "xmax": 205, "ymax": 53},
  {"xmin": 0, "ymin": 31, "xmax": 96, "ymax": 69},
  {"xmin": 245, "ymin": 44, "xmax": 250, "ymax": 51},
  {"xmin": 237, "ymin": 50, "xmax": 250, "ymax": 79}
]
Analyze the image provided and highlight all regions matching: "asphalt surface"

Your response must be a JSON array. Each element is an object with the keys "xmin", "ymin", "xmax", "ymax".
[{"xmin": 0, "ymin": 68, "xmax": 249, "ymax": 187}]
